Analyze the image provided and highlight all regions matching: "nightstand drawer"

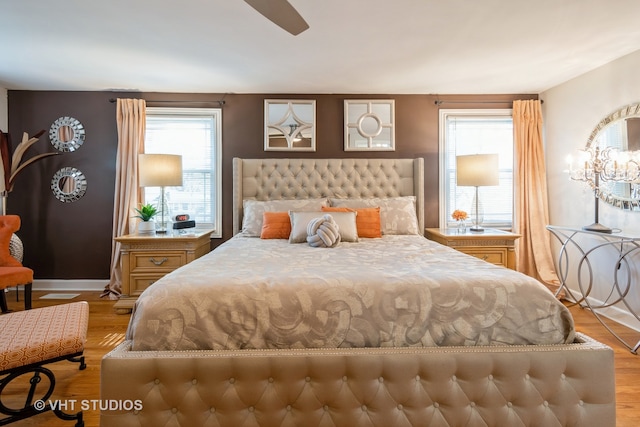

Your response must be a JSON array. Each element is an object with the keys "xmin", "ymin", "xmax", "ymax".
[
  {"xmin": 458, "ymin": 248, "xmax": 506, "ymax": 266},
  {"xmin": 131, "ymin": 251, "xmax": 185, "ymax": 272},
  {"xmin": 130, "ymin": 273, "xmax": 165, "ymax": 296}
]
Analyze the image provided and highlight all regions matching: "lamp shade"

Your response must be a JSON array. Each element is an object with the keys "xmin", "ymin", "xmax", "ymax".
[
  {"xmin": 138, "ymin": 154, "xmax": 183, "ymax": 187},
  {"xmin": 456, "ymin": 154, "xmax": 499, "ymax": 187}
]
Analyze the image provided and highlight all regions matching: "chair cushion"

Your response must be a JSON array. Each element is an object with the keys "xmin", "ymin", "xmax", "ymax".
[
  {"xmin": 0, "ymin": 266, "xmax": 33, "ymax": 289},
  {"xmin": 0, "ymin": 216, "xmax": 22, "ymax": 267},
  {"xmin": 0, "ymin": 301, "xmax": 89, "ymax": 372}
]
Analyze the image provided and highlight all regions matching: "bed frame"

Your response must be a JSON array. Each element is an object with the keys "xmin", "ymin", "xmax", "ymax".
[{"xmin": 101, "ymin": 158, "xmax": 615, "ymax": 426}]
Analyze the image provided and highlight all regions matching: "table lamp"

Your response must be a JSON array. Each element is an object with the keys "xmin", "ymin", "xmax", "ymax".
[
  {"xmin": 138, "ymin": 154, "xmax": 183, "ymax": 233},
  {"xmin": 456, "ymin": 154, "xmax": 499, "ymax": 232}
]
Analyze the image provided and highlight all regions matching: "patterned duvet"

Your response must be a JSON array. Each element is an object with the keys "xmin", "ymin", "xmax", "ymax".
[{"xmin": 126, "ymin": 235, "xmax": 575, "ymax": 351}]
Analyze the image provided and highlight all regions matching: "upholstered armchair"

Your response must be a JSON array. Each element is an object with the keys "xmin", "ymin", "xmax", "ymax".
[{"xmin": 0, "ymin": 216, "xmax": 33, "ymax": 312}]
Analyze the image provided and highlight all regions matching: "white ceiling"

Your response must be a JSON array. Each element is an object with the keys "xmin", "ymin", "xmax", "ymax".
[{"xmin": 2, "ymin": 0, "xmax": 640, "ymax": 94}]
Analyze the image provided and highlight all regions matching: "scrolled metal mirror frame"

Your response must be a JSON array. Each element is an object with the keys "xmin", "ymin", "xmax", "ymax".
[
  {"xmin": 49, "ymin": 116, "xmax": 85, "ymax": 152},
  {"xmin": 586, "ymin": 102, "xmax": 640, "ymax": 211},
  {"xmin": 51, "ymin": 167, "xmax": 87, "ymax": 203}
]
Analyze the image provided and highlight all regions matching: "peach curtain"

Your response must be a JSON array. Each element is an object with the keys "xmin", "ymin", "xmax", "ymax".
[
  {"xmin": 102, "ymin": 99, "xmax": 146, "ymax": 299},
  {"xmin": 513, "ymin": 99, "xmax": 561, "ymax": 295}
]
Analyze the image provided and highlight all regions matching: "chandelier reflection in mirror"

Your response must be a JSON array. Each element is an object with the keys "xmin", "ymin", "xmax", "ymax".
[{"xmin": 567, "ymin": 144, "xmax": 640, "ymax": 232}]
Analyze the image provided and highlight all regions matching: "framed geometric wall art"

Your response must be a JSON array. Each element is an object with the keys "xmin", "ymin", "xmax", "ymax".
[
  {"xmin": 264, "ymin": 99, "xmax": 316, "ymax": 151},
  {"xmin": 344, "ymin": 100, "xmax": 395, "ymax": 151}
]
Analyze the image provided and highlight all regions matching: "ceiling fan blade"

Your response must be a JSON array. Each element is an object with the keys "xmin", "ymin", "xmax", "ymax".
[{"xmin": 244, "ymin": 0, "xmax": 309, "ymax": 35}]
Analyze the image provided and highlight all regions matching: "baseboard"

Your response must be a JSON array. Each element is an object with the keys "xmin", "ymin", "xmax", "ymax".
[{"xmin": 4, "ymin": 279, "xmax": 109, "ymax": 292}]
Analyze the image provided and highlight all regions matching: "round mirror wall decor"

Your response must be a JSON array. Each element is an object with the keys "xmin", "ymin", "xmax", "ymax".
[
  {"xmin": 49, "ymin": 116, "xmax": 85, "ymax": 152},
  {"xmin": 51, "ymin": 167, "xmax": 87, "ymax": 203}
]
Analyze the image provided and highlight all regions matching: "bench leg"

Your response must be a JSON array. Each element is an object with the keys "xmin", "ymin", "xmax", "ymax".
[
  {"xmin": 0, "ymin": 354, "xmax": 86, "ymax": 426},
  {"xmin": 68, "ymin": 355, "xmax": 87, "ymax": 371},
  {"xmin": 52, "ymin": 405, "xmax": 84, "ymax": 427}
]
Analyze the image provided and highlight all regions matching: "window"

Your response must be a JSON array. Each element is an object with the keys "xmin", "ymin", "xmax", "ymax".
[
  {"xmin": 439, "ymin": 109, "xmax": 513, "ymax": 229},
  {"xmin": 144, "ymin": 107, "xmax": 222, "ymax": 237}
]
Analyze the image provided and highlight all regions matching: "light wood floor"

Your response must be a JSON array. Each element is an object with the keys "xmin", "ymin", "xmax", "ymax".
[{"xmin": 1, "ymin": 291, "xmax": 638, "ymax": 426}]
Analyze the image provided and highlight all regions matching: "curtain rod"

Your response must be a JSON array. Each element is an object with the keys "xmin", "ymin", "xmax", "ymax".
[
  {"xmin": 434, "ymin": 99, "xmax": 543, "ymax": 105},
  {"xmin": 108, "ymin": 98, "xmax": 226, "ymax": 106}
]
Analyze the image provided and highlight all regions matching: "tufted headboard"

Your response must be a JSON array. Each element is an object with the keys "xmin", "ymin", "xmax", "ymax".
[{"xmin": 232, "ymin": 158, "xmax": 424, "ymax": 235}]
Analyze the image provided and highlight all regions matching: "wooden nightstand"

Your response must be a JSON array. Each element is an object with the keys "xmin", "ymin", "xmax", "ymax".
[
  {"xmin": 425, "ymin": 228, "xmax": 520, "ymax": 270},
  {"xmin": 113, "ymin": 229, "xmax": 213, "ymax": 314}
]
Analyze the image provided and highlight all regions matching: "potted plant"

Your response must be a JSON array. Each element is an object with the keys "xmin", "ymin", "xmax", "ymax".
[{"xmin": 133, "ymin": 203, "xmax": 158, "ymax": 235}]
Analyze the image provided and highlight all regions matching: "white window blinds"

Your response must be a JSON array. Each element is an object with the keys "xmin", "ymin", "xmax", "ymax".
[
  {"xmin": 144, "ymin": 107, "xmax": 222, "ymax": 236},
  {"xmin": 440, "ymin": 110, "xmax": 514, "ymax": 229}
]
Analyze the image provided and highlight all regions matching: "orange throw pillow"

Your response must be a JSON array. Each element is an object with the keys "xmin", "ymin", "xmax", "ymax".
[
  {"xmin": 322, "ymin": 206, "xmax": 382, "ymax": 238},
  {"xmin": 0, "ymin": 215, "xmax": 22, "ymax": 267},
  {"xmin": 260, "ymin": 211, "xmax": 292, "ymax": 239}
]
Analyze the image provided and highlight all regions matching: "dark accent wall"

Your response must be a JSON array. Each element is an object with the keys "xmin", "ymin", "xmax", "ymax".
[{"xmin": 7, "ymin": 91, "xmax": 536, "ymax": 279}]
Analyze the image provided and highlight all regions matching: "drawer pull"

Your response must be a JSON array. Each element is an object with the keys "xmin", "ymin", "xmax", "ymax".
[
  {"xmin": 149, "ymin": 257, "xmax": 168, "ymax": 266},
  {"xmin": 481, "ymin": 255, "xmax": 489, "ymax": 260}
]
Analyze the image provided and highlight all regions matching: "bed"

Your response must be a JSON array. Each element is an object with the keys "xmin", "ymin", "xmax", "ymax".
[{"xmin": 101, "ymin": 158, "xmax": 615, "ymax": 427}]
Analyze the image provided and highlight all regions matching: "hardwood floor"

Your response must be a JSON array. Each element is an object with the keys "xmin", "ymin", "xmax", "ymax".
[{"xmin": 1, "ymin": 291, "xmax": 638, "ymax": 426}]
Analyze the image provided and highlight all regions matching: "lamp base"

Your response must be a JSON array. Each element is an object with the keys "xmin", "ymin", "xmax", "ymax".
[
  {"xmin": 582, "ymin": 222, "xmax": 613, "ymax": 234},
  {"xmin": 469, "ymin": 226, "xmax": 485, "ymax": 233}
]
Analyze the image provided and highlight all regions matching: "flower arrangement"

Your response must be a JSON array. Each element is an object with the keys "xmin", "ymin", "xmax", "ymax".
[{"xmin": 451, "ymin": 209, "xmax": 468, "ymax": 221}]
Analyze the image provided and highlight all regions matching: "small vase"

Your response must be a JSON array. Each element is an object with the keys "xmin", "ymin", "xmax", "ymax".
[{"xmin": 457, "ymin": 220, "xmax": 467, "ymax": 234}]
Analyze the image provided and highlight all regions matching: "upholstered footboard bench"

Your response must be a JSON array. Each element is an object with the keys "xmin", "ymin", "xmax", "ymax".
[
  {"xmin": 100, "ymin": 333, "xmax": 615, "ymax": 427},
  {"xmin": 0, "ymin": 301, "xmax": 89, "ymax": 426}
]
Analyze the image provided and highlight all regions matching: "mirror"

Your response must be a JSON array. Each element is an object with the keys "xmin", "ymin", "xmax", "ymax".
[
  {"xmin": 49, "ymin": 116, "xmax": 85, "ymax": 152},
  {"xmin": 586, "ymin": 102, "xmax": 640, "ymax": 211},
  {"xmin": 51, "ymin": 167, "xmax": 87, "ymax": 202},
  {"xmin": 264, "ymin": 100, "xmax": 316, "ymax": 151},
  {"xmin": 344, "ymin": 100, "xmax": 395, "ymax": 151}
]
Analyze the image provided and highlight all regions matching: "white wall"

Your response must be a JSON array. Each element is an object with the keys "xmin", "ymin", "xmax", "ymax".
[
  {"xmin": 542, "ymin": 49, "xmax": 640, "ymax": 332},
  {"xmin": 0, "ymin": 87, "xmax": 7, "ymax": 131}
]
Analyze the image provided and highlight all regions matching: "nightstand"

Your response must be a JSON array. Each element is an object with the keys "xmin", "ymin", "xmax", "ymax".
[
  {"xmin": 425, "ymin": 228, "xmax": 520, "ymax": 270},
  {"xmin": 113, "ymin": 229, "xmax": 213, "ymax": 314}
]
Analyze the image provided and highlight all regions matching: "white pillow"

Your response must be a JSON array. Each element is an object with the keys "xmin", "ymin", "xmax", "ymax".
[
  {"xmin": 289, "ymin": 211, "xmax": 359, "ymax": 243},
  {"xmin": 241, "ymin": 199, "xmax": 328, "ymax": 237},
  {"xmin": 329, "ymin": 196, "xmax": 420, "ymax": 235}
]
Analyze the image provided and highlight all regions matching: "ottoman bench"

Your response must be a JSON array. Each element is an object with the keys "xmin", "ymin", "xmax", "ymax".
[{"xmin": 0, "ymin": 301, "xmax": 89, "ymax": 426}]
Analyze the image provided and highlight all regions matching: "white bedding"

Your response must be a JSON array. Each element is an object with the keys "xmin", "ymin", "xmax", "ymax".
[{"xmin": 126, "ymin": 235, "xmax": 575, "ymax": 351}]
